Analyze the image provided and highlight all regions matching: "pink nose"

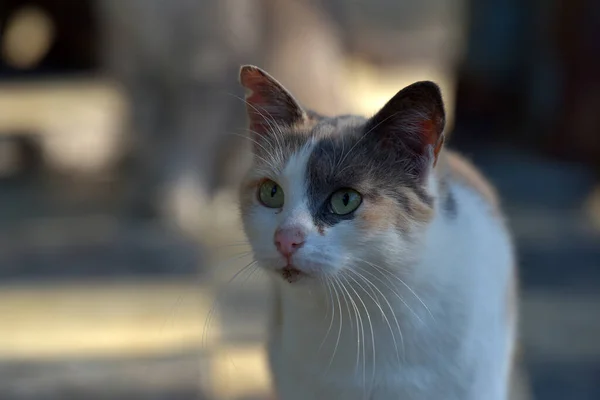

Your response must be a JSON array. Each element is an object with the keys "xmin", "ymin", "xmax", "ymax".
[{"xmin": 274, "ymin": 227, "xmax": 306, "ymax": 257}]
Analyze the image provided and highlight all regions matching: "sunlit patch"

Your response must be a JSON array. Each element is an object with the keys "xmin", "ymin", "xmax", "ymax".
[{"xmin": 2, "ymin": 6, "xmax": 55, "ymax": 69}]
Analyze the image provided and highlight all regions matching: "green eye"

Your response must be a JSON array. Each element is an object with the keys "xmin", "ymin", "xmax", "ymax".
[
  {"xmin": 258, "ymin": 179, "xmax": 284, "ymax": 208},
  {"xmin": 330, "ymin": 189, "xmax": 362, "ymax": 215}
]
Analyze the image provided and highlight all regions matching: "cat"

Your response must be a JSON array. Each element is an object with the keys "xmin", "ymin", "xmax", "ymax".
[{"xmin": 238, "ymin": 65, "xmax": 517, "ymax": 400}]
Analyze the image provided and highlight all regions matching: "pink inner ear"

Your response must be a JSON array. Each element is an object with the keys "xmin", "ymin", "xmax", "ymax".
[
  {"xmin": 241, "ymin": 68, "xmax": 268, "ymax": 109},
  {"xmin": 419, "ymin": 114, "xmax": 444, "ymax": 166},
  {"xmin": 420, "ymin": 119, "xmax": 438, "ymax": 145},
  {"xmin": 239, "ymin": 66, "xmax": 304, "ymax": 138},
  {"xmin": 240, "ymin": 68, "xmax": 273, "ymax": 133},
  {"xmin": 240, "ymin": 66, "xmax": 264, "ymax": 92},
  {"xmin": 245, "ymin": 89, "xmax": 268, "ymax": 133}
]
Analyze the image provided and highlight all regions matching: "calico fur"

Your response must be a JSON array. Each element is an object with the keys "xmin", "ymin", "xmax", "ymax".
[{"xmin": 238, "ymin": 65, "xmax": 517, "ymax": 400}]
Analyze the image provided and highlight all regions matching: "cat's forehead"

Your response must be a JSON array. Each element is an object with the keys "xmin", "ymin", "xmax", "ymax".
[
  {"xmin": 310, "ymin": 114, "xmax": 367, "ymax": 138},
  {"xmin": 283, "ymin": 114, "xmax": 366, "ymax": 146},
  {"xmin": 266, "ymin": 114, "xmax": 366, "ymax": 169}
]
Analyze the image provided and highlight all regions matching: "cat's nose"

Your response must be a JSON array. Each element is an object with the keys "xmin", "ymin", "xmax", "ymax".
[{"xmin": 274, "ymin": 227, "xmax": 306, "ymax": 257}]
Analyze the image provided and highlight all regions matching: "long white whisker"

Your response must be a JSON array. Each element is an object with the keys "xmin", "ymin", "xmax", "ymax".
[
  {"xmin": 357, "ymin": 258, "xmax": 435, "ymax": 320},
  {"xmin": 239, "ymin": 263, "xmax": 261, "ymax": 289},
  {"xmin": 347, "ymin": 268, "xmax": 404, "ymax": 364},
  {"xmin": 211, "ymin": 242, "xmax": 251, "ymax": 249},
  {"xmin": 319, "ymin": 277, "xmax": 336, "ymax": 353},
  {"xmin": 202, "ymin": 259, "xmax": 257, "ymax": 349},
  {"xmin": 341, "ymin": 273, "xmax": 375, "ymax": 392},
  {"xmin": 210, "ymin": 251, "xmax": 254, "ymax": 272},
  {"xmin": 354, "ymin": 264, "xmax": 424, "ymax": 325},
  {"xmin": 334, "ymin": 276, "xmax": 358, "ymax": 372},
  {"xmin": 337, "ymin": 275, "xmax": 364, "ymax": 380},
  {"xmin": 226, "ymin": 92, "xmax": 281, "ymax": 138},
  {"xmin": 227, "ymin": 130, "xmax": 279, "ymax": 169},
  {"xmin": 356, "ymin": 257, "xmax": 434, "ymax": 322},
  {"xmin": 326, "ymin": 277, "xmax": 344, "ymax": 371},
  {"xmin": 226, "ymin": 92, "xmax": 285, "ymax": 168},
  {"xmin": 241, "ymin": 126, "xmax": 285, "ymax": 168}
]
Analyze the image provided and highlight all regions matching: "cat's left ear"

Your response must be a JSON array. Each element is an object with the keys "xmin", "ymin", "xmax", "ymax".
[
  {"xmin": 239, "ymin": 65, "xmax": 306, "ymax": 140},
  {"xmin": 365, "ymin": 81, "xmax": 446, "ymax": 173}
]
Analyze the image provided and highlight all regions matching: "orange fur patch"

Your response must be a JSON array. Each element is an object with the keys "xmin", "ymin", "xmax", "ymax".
[
  {"xmin": 358, "ymin": 196, "xmax": 398, "ymax": 231},
  {"xmin": 439, "ymin": 151, "xmax": 500, "ymax": 210},
  {"xmin": 358, "ymin": 191, "xmax": 433, "ymax": 234},
  {"xmin": 402, "ymin": 188, "xmax": 435, "ymax": 224}
]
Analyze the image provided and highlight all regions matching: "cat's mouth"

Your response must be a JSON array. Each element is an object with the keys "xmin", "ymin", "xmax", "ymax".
[{"xmin": 281, "ymin": 265, "xmax": 304, "ymax": 283}]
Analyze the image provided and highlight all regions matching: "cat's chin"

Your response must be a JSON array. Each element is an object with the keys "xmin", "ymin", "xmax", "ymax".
[
  {"xmin": 260, "ymin": 260, "xmax": 330, "ymax": 284},
  {"xmin": 280, "ymin": 266, "xmax": 305, "ymax": 283},
  {"xmin": 266, "ymin": 264, "xmax": 314, "ymax": 284}
]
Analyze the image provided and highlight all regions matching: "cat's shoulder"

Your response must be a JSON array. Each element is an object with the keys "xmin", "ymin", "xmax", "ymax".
[{"xmin": 437, "ymin": 150, "xmax": 500, "ymax": 211}]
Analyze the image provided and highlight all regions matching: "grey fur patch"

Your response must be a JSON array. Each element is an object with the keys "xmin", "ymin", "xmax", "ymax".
[
  {"xmin": 303, "ymin": 116, "xmax": 433, "ymax": 229},
  {"xmin": 438, "ymin": 176, "xmax": 458, "ymax": 219},
  {"xmin": 443, "ymin": 187, "xmax": 458, "ymax": 219}
]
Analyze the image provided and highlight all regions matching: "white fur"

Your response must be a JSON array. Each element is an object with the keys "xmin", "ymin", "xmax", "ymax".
[{"xmin": 241, "ymin": 150, "xmax": 516, "ymax": 400}]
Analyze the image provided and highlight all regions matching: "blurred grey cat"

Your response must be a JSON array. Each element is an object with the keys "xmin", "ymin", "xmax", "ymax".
[{"xmin": 98, "ymin": 0, "xmax": 345, "ymax": 234}]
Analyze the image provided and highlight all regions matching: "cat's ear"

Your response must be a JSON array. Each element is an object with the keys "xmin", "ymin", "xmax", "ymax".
[
  {"xmin": 239, "ymin": 65, "xmax": 306, "ymax": 139},
  {"xmin": 365, "ymin": 81, "xmax": 446, "ymax": 174}
]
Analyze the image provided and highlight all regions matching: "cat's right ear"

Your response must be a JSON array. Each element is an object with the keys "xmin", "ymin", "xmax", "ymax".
[{"xmin": 239, "ymin": 65, "xmax": 306, "ymax": 140}]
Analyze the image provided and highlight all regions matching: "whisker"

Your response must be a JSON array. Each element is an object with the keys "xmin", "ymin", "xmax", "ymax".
[
  {"xmin": 322, "ymin": 276, "xmax": 333, "ymax": 321},
  {"xmin": 239, "ymin": 263, "xmax": 261, "ymax": 289},
  {"xmin": 226, "ymin": 92, "xmax": 281, "ymax": 137},
  {"xmin": 356, "ymin": 257, "xmax": 434, "ymax": 322},
  {"xmin": 202, "ymin": 259, "xmax": 258, "ymax": 349},
  {"xmin": 326, "ymin": 277, "xmax": 344, "ymax": 371},
  {"xmin": 210, "ymin": 251, "xmax": 254, "ymax": 270},
  {"xmin": 354, "ymin": 264, "xmax": 424, "ymax": 325},
  {"xmin": 211, "ymin": 243, "xmax": 251, "ymax": 250},
  {"xmin": 226, "ymin": 130, "xmax": 279, "ymax": 170},
  {"xmin": 346, "ymin": 268, "xmax": 404, "ymax": 364},
  {"xmin": 225, "ymin": 92, "xmax": 285, "ymax": 168},
  {"xmin": 336, "ymin": 275, "xmax": 364, "ymax": 379},
  {"xmin": 341, "ymin": 272, "xmax": 375, "ymax": 391},
  {"xmin": 319, "ymin": 277, "xmax": 336, "ymax": 353}
]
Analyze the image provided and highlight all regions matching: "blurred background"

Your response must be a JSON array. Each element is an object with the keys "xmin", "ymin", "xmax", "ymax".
[{"xmin": 0, "ymin": 0, "xmax": 599, "ymax": 399}]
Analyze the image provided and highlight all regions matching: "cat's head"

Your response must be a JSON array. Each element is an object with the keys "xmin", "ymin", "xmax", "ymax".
[{"xmin": 238, "ymin": 65, "xmax": 445, "ymax": 284}]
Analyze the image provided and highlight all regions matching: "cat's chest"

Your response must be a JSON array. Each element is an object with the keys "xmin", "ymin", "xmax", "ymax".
[
  {"xmin": 267, "ymin": 286, "xmax": 475, "ymax": 400},
  {"xmin": 268, "ymin": 347, "xmax": 462, "ymax": 400}
]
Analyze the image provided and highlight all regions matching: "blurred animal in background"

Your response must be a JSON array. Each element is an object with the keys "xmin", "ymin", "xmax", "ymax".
[{"xmin": 98, "ymin": 0, "xmax": 347, "ymax": 237}]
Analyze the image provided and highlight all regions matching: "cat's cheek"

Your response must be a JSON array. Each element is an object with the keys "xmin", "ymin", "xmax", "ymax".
[
  {"xmin": 352, "ymin": 197, "xmax": 401, "ymax": 239},
  {"xmin": 242, "ymin": 206, "xmax": 281, "ymax": 259}
]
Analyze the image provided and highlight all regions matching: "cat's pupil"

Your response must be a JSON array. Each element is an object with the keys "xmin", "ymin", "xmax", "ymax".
[
  {"xmin": 343, "ymin": 192, "xmax": 349, "ymax": 206},
  {"xmin": 271, "ymin": 185, "xmax": 278, "ymax": 197}
]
